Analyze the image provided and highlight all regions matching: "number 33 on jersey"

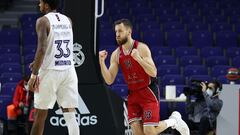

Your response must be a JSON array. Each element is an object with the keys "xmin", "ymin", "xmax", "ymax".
[{"xmin": 41, "ymin": 13, "xmax": 74, "ymax": 70}]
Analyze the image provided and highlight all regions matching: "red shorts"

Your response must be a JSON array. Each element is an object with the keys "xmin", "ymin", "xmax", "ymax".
[{"xmin": 128, "ymin": 82, "xmax": 160, "ymax": 126}]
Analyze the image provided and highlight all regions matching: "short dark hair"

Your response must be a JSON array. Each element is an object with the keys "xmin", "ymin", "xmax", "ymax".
[
  {"xmin": 211, "ymin": 80, "xmax": 222, "ymax": 92},
  {"xmin": 42, "ymin": 0, "xmax": 60, "ymax": 10},
  {"xmin": 114, "ymin": 18, "xmax": 133, "ymax": 30}
]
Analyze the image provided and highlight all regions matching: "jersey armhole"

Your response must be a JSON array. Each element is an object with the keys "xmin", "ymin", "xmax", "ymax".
[{"xmin": 133, "ymin": 40, "xmax": 139, "ymax": 49}]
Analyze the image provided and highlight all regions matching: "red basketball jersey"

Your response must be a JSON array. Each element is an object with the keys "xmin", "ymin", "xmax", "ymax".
[{"xmin": 119, "ymin": 40, "xmax": 150, "ymax": 91}]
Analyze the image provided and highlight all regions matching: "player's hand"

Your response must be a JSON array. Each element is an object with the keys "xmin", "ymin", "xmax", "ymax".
[
  {"xmin": 27, "ymin": 74, "xmax": 39, "ymax": 92},
  {"xmin": 99, "ymin": 50, "xmax": 108, "ymax": 63},
  {"xmin": 131, "ymin": 49, "xmax": 141, "ymax": 61}
]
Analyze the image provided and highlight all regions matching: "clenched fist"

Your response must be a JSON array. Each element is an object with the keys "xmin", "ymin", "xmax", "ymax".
[
  {"xmin": 99, "ymin": 50, "xmax": 108, "ymax": 63},
  {"xmin": 131, "ymin": 49, "xmax": 141, "ymax": 61}
]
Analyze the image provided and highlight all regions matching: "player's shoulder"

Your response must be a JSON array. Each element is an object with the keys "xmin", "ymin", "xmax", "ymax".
[
  {"xmin": 36, "ymin": 16, "xmax": 49, "ymax": 25},
  {"xmin": 137, "ymin": 41, "xmax": 149, "ymax": 49},
  {"xmin": 112, "ymin": 47, "xmax": 120, "ymax": 56}
]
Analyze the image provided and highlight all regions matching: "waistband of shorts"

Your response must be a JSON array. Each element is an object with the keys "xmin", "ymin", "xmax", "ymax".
[
  {"xmin": 129, "ymin": 78, "xmax": 158, "ymax": 91},
  {"xmin": 40, "ymin": 66, "xmax": 74, "ymax": 72}
]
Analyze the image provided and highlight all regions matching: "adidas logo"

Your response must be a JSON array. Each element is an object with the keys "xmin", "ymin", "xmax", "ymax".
[
  {"xmin": 50, "ymin": 94, "xmax": 98, "ymax": 127},
  {"xmin": 55, "ymin": 94, "xmax": 90, "ymax": 115}
]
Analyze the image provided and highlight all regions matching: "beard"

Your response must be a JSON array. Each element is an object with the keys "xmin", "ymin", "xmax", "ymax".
[{"xmin": 116, "ymin": 36, "xmax": 128, "ymax": 45}]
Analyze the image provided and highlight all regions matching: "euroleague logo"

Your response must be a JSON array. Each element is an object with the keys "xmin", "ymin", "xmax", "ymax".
[
  {"xmin": 49, "ymin": 95, "xmax": 98, "ymax": 127},
  {"xmin": 73, "ymin": 42, "xmax": 85, "ymax": 67}
]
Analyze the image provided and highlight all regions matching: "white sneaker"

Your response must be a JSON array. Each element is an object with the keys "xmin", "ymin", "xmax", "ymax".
[{"xmin": 169, "ymin": 111, "xmax": 190, "ymax": 135}]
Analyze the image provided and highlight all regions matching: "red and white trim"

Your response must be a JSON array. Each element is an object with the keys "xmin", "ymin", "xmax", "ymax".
[
  {"xmin": 143, "ymin": 122, "xmax": 160, "ymax": 126},
  {"xmin": 129, "ymin": 117, "xmax": 142, "ymax": 124}
]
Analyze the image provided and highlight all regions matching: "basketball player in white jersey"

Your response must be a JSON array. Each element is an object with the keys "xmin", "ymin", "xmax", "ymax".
[{"xmin": 27, "ymin": 0, "xmax": 79, "ymax": 135}]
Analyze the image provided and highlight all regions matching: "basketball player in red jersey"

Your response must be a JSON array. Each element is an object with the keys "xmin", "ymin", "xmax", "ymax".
[{"xmin": 99, "ymin": 19, "xmax": 190, "ymax": 135}]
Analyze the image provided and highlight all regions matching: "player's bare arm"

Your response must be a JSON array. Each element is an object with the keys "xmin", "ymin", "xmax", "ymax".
[
  {"xmin": 32, "ymin": 16, "xmax": 49, "ymax": 75},
  {"xmin": 28, "ymin": 17, "xmax": 49, "ymax": 91},
  {"xmin": 131, "ymin": 42, "xmax": 157, "ymax": 77},
  {"xmin": 99, "ymin": 49, "xmax": 119, "ymax": 85}
]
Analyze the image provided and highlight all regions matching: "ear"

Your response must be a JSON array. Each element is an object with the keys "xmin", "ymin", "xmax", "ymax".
[
  {"xmin": 128, "ymin": 28, "xmax": 132, "ymax": 35},
  {"xmin": 44, "ymin": 3, "xmax": 49, "ymax": 9}
]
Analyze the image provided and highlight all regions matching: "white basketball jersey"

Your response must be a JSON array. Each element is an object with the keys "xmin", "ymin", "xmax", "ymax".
[{"xmin": 41, "ymin": 12, "xmax": 74, "ymax": 70}]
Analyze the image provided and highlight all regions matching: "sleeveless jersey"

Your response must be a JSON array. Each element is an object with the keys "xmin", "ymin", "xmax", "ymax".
[
  {"xmin": 119, "ymin": 40, "xmax": 150, "ymax": 91},
  {"xmin": 41, "ymin": 12, "xmax": 74, "ymax": 70}
]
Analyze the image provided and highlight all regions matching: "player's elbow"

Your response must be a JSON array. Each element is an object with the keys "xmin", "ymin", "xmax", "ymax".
[
  {"xmin": 149, "ymin": 69, "xmax": 157, "ymax": 78},
  {"xmin": 105, "ymin": 79, "xmax": 114, "ymax": 85},
  {"xmin": 150, "ymin": 71, "xmax": 157, "ymax": 78}
]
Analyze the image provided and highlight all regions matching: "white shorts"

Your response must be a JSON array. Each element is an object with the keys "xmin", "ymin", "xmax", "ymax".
[{"xmin": 34, "ymin": 66, "xmax": 79, "ymax": 109}]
